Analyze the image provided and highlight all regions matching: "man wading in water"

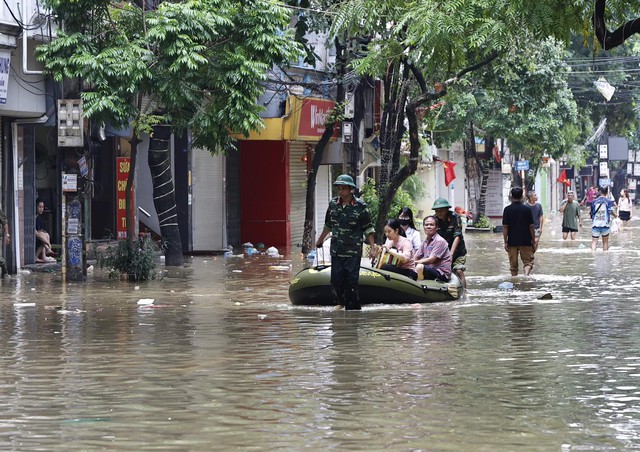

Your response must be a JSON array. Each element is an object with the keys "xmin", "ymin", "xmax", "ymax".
[{"xmin": 316, "ymin": 175, "xmax": 376, "ymax": 310}]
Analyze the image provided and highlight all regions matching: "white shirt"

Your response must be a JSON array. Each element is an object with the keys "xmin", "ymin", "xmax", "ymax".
[
  {"xmin": 618, "ymin": 197, "xmax": 632, "ymax": 212},
  {"xmin": 404, "ymin": 226, "xmax": 422, "ymax": 253}
]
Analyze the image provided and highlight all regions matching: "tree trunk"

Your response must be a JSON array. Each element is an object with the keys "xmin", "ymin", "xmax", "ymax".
[
  {"xmin": 475, "ymin": 134, "xmax": 494, "ymax": 219},
  {"xmin": 374, "ymin": 81, "xmax": 421, "ymax": 243},
  {"xmin": 148, "ymin": 124, "xmax": 183, "ymax": 266},
  {"xmin": 300, "ymin": 39, "xmax": 346, "ymax": 255},
  {"xmin": 375, "ymin": 62, "xmax": 410, "ymax": 240},
  {"xmin": 464, "ymin": 123, "xmax": 484, "ymax": 221},
  {"xmin": 477, "ymin": 160, "xmax": 490, "ymax": 218},
  {"xmin": 300, "ymin": 122, "xmax": 336, "ymax": 255},
  {"xmin": 126, "ymin": 137, "xmax": 141, "ymax": 246}
]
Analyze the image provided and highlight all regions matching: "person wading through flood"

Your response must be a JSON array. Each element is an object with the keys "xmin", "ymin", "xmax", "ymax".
[
  {"xmin": 591, "ymin": 186, "xmax": 616, "ymax": 252},
  {"xmin": 502, "ymin": 187, "xmax": 536, "ymax": 276},
  {"xmin": 432, "ymin": 198, "xmax": 468, "ymax": 288},
  {"xmin": 315, "ymin": 175, "xmax": 376, "ymax": 310}
]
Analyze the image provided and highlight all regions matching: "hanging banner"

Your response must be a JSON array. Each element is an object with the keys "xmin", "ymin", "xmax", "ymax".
[
  {"xmin": 116, "ymin": 157, "xmax": 134, "ymax": 239},
  {"xmin": 0, "ymin": 50, "xmax": 10, "ymax": 104},
  {"xmin": 594, "ymin": 77, "xmax": 615, "ymax": 101}
]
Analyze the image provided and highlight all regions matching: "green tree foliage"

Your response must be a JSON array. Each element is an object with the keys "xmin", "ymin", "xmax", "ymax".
[
  {"xmin": 360, "ymin": 178, "xmax": 416, "ymax": 226},
  {"xmin": 328, "ymin": 0, "xmax": 640, "ymax": 227},
  {"xmin": 38, "ymin": 0, "xmax": 303, "ymax": 266},
  {"xmin": 328, "ymin": 0, "xmax": 598, "ymax": 235},
  {"xmin": 38, "ymin": 0, "xmax": 303, "ymax": 151},
  {"xmin": 440, "ymin": 38, "xmax": 583, "ymax": 171}
]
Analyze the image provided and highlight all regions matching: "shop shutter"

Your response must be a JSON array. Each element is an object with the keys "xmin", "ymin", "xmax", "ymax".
[
  {"xmin": 315, "ymin": 165, "xmax": 330, "ymax": 234},
  {"xmin": 289, "ymin": 141, "xmax": 307, "ymax": 250},
  {"xmin": 192, "ymin": 149, "xmax": 226, "ymax": 251}
]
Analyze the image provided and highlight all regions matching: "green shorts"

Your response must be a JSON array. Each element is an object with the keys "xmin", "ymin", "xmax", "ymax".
[{"xmin": 453, "ymin": 255, "xmax": 467, "ymax": 272}]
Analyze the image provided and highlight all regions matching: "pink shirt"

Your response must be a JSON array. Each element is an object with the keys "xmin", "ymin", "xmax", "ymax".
[{"xmin": 383, "ymin": 236, "xmax": 415, "ymax": 270}]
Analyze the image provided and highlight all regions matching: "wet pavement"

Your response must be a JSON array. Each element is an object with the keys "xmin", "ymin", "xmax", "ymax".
[{"xmin": 1, "ymin": 211, "xmax": 640, "ymax": 450}]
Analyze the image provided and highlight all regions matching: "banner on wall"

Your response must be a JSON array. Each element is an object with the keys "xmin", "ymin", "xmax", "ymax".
[
  {"xmin": 0, "ymin": 50, "xmax": 10, "ymax": 104},
  {"xmin": 116, "ymin": 157, "xmax": 134, "ymax": 239}
]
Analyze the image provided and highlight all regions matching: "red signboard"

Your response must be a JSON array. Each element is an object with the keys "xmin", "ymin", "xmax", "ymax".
[
  {"xmin": 297, "ymin": 98, "xmax": 340, "ymax": 139},
  {"xmin": 116, "ymin": 157, "xmax": 134, "ymax": 239}
]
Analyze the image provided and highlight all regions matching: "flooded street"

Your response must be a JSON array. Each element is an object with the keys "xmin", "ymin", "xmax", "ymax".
[{"xmin": 2, "ymin": 212, "xmax": 640, "ymax": 450}]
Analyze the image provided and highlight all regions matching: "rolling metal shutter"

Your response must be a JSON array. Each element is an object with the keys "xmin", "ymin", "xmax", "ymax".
[
  {"xmin": 289, "ymin": 141, "xmax": 307, "ymax": 250},
  {"xmin": 191, "ymin": 149, "xmax": 226, "ymax": 251},
  {"xmin": 315, "ymin": 165, "xmax": 330, "ymax": 235}
]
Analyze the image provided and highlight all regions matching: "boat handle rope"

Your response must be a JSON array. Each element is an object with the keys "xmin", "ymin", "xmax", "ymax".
[
  {"xmin": 421, "ymin": 284, "xmax": 448, "ymax": 293},
  {"xmin": 313, "ymin": 236, "xmax": 330, "ymax": 270}
]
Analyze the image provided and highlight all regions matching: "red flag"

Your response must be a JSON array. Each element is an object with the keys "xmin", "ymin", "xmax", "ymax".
[
  {"xmin": 557, "ymin": 169, "xmax": 568, "ymax": 185},
  {"xmin": 443, "ymin": 160, "xmax": 457, "ymax": 186},
  {"xmin": 492, "ymin": 145, "xmax": 501, "ymax": 163}
]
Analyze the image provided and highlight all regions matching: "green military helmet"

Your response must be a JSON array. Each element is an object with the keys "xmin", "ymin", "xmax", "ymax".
[
  {"xmin": 333, "ymin": 174, "xmax": 357, "ymax": 188},
  {"xmin": 432, "ymin": 197, "xmax": 452, "ymax": 210}
]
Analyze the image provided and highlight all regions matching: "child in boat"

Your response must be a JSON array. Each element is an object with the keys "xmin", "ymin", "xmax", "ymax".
[
  {"xmin": 415, "ymin": 216, "xmax": 452, "ymax": 281},
  {"xmin": 378, "ymin": 218, "xmax": 418, "ymax": 281}
]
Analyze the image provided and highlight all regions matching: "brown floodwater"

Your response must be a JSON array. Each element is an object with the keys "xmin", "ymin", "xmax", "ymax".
[{"xmin": 1, "ymin": 213, "xmax": 640, "ymax": 450}]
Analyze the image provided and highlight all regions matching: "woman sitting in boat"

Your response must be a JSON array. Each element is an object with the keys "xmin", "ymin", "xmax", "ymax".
[
  {"xmin": 378, "ymin": 218, "xmax": 418, "ymax": 281},
  {"xmin": 397, "ymin": 207, "xmax": 421, "ymax": 253},
  {"xmin": 415, "ymin": 216, "xmax": 452, "ymax": 281}
]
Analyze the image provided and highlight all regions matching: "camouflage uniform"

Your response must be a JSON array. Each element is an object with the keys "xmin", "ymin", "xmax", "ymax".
[
  {"xmin": 323, "ymin": 196, "xmax": 375, "ymax": 309},
  {"xmin": 436, "ymin": 211, "xmax": 467, "ymax": 271}
]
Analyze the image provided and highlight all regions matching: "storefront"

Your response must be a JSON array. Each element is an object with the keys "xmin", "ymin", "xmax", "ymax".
[{"xmin": 237, "ymin": 96, "xmax": 340, "ymax": 250}]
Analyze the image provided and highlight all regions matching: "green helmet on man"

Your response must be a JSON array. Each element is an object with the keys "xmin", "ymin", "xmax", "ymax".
[
  {"xmin": 333, "ymin": 174, "xmax": 357, "ymax": 188},
  {"xmin": 431, "ymin": 198, "xmax": 452, "ymax": 210}
]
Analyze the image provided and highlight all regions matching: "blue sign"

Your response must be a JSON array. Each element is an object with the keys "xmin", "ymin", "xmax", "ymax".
[
  {"xmin": 515, "ymin": 160, "xmax": 530, "ymax": 171},
  {"xmin": 599, "ymin": 178, "xmax": 612, "ymax": 187}
]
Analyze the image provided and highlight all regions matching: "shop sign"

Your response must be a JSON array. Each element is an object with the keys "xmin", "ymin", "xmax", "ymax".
[
  {"xmin": 0, "ymin": 50, "xmax": 9, "ymax": 104},
  {"xmin": 116, "ymin": 157, "xmax": 134, "ymax": 239},
  {"xmin": 297, "ymin": 98, "xmax": 340, "ymax": 139}
]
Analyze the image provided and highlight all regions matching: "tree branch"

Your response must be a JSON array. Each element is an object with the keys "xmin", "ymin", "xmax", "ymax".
[
  {"xmin": 448, "ymin": 50, "xmax": 499, "ymax": 83},
  {"xmin": 406, "ymin": 61, "xmax": 427, "ymax": 93},
  {"xmin": 410, "ymin": 51, "xmax": 499, "ymax": 108},
  {"xmin": 594, "ymin": 0, "xmax": 640, "ymax": 50}
]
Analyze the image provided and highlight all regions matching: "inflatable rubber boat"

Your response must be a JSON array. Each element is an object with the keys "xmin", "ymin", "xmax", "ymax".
[{"xmin": 289, "ymin": 265, "xmax": 464, "ymax": 306}]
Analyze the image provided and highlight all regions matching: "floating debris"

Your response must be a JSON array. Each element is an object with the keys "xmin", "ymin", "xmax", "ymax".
[
  {"xmin": 137, "ymin": 298, "xmax": 155, "ymax": 305},
  {"xmin": 268, "ymin": 265, "xmax": 290, "ymax": 271}
]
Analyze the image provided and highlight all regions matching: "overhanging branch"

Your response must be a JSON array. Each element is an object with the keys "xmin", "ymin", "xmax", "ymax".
[{"xmin": 594, "ymin": 0, "xmax": 640, "ymax": 50}]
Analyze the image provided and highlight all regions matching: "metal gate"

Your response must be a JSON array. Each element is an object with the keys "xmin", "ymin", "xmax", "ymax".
[
  {"xmin": 289, "ymin": 141, "xmax": 307, "ymax": 250},
  {"xmin": 191, "ymin": 149, "xmax": 226, "ymax": 251}
]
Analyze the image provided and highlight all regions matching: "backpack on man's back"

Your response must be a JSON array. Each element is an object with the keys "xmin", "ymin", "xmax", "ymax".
[{"xmin": 591, "ymin": 197, "xmax": 610, "ymax": 228}]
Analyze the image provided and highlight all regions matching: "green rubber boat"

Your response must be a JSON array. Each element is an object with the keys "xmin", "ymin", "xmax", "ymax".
[{"xmin": 289, "ymin": 265, "xmax": 464, "ymax": 306}]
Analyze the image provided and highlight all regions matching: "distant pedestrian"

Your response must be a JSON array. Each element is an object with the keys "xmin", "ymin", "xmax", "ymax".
[
  {"xmin": 432, "ymin": 198, "xmax": 468, "ymax": 288},
  {"xmin": 316, "ymin": 174, "xmax": 376, "ymax": 310},
  {"xmin": 502, "ymin": 187, "xmax": 536, "ymax": 276},
  {"xmin": 618, "ymin": 189, "xmax": 632, "ymax": 226},
  {"xmin": 526, "ymin": 190, "xmax": 544, "ymax": 247},
  {"xmin": 581, "ymin": 186, "xmax": 597, "ymax": 208},
  {"xmin": 559, "ymin": 191, "xmax": 581, "ymax": 240},
  {"xmin": 591, "ymin": 186, "xmax": 616, "ymax": 251}
]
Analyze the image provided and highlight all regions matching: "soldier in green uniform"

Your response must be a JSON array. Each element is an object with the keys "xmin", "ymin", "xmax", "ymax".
[
  {"xmin": 316, "ymin": 175, "xmax": 376, "ymax": 310},
  {"xmin": 432, "ymin": 198, "xmax": 467, "ymax": 288}
]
